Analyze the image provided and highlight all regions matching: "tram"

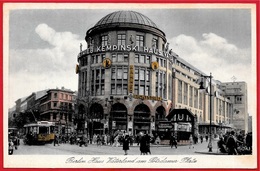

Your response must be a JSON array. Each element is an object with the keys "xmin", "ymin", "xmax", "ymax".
[{"xmin": 24, "ymin": 121, "xmax": 55, "ymax": 145}]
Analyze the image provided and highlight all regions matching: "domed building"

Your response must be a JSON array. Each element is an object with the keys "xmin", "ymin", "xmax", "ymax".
[{"xmin": 76, "ymin": 10, "xmax": 175, "ymax": 139}]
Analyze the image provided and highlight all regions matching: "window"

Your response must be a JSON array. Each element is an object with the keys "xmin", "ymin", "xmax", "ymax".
[
  {"xmin": 189, "ymin": 86, "xmax": 193, "ymax": 107},
  {"xmin": 112, "ymin": 53, "xmax": 129, "ymax": 62},
  {"xmin": 139, "ymin": 85, "xmax": 145, "ymax": 95},
  {"xmin": 91, "ymin": 55, "xmax": 102, "ymax": 64},
  {"xmin": 101, "ymin": 35, "xmax": 108, "ymax": 46},
  {"xmin": 136, "ymin": 35, "xmax": 144, "ymax": 47},
  {"xmin": 118, "ymin": 54, "xmax": 123, "ymax": 62},
  {"xmin": 117, "ymin": 85, "xmax": 122, "ymax": 94},
  {"xmin": 112, "ymin": 68, "xmax": 116, "ymax": 79},
  {"xmin": 184, "ymin": 83, "xmax": 188, "ymax": 105},
  {"xmin": 134, "ymin": 67, "xmax": 151, "ymax": 96},
  {"xmin": 140, "ymin": 55, "xmax": 145, "ymax": 63},
  {"xmin": 194, "ymin": 88, "xmax": 198, "ymax": 108},
  {"xmin": 146, "ymin": 70, "xmax": 150, "ymax": 82},
  {"xmin": 111, "ymin": 85, "xmax": 116, "ymax": 94},
  {"xmin": 54, "ymin": 93, "xmax": 57, "ymax": 98},
  {"xmin": 111, "ymin": 66, "xmax": 128, "ymax": 95},
  {"xmin": 157, "ymin": 57, "xmax": 166, "ymax": 67},
  {"xmin": 178, "ymin": 80, "xmax": 182, "ymax": 103},
  {"xmin": 135, "ymin": 54, "xmax": 139, "ymax": 63},
  {"xmin": 117, "ymin": 68, "xmax": 123, "ymax": 79},
  {"xmin": 140, "ymin": 69, "xmax": 145, "ymax": 80},
  {"xmin": 91, "ymin": 68, "xmax": 105, "ymax": 96},
  {"xmin": 235, "ymin": 96, "xmax": 243, "ymax": 104},
  {"xmin": 199, "ymin": 92, "xmax": 203, "ymax": 110},
  {"xmin": 135, "ymin": 54, "xmax": 151, "ymax": 64},
  {"xmin": 123, "ymin": 69, "xmax": 128, "ymax": 79},
  {"xmin": 146, "ymin": 56, "xmax": 151, "ymax": 64},
  {"xmin": 135, "ymin": 69, "xmax": 139, "ymax": 80},
  {"xmin": 118, "ymin": 34, "xmax": 126, "ymax": 46}
]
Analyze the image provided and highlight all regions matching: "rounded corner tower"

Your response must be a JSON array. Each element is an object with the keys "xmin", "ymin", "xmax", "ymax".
[
  {"xmin": 77, "ymin": 10, "xmax": 174, "ymax": 138},
  {"xmin": 85, "ymin": 10, "xmax": 166, "ymax": 43}
]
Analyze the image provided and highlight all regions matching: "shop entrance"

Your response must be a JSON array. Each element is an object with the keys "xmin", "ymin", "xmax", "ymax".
[
  {"xmin": 110, "ymin": 103, "xmax": 127, "ymax": 134},
  {"xmin": 133, "ymin": 104, "xmax": 150, "ymax": 136},
  {"xmin": 89, "ymin": 103, "xmax": 104, "ymax": 138}
]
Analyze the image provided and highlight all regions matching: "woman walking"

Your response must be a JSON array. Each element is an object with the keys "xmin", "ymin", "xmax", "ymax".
[{"xmin": 122, "ymin": 134, "xmax": 130, "ymax": 155}]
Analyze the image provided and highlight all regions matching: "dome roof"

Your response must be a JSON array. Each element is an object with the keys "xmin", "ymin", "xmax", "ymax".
[{"xmin": 94, "ymin": 10, "xmax": 158, "ymax": 28}]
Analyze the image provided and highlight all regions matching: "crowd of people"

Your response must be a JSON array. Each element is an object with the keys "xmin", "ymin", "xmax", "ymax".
[
  {"xmin": 52, "ymin": 131, "xmax": 156, "ymax": 155},
  {"xmin": 52, "ymin": 130, "xmax": 252, "ymax": 155},
  {"xmin": 217, "ymin": 131, "xmax": 252, "ymax": 155}
]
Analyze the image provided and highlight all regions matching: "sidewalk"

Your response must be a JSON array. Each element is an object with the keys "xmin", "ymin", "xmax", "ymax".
[{"xmin": 194, "ymin": 139, "xmax": 228, "ymax": 155}]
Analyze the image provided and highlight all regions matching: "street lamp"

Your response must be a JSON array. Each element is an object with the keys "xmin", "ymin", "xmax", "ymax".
[{"xmin": 199, "ymin": 72, "xmax": 213, "ymax": 152}]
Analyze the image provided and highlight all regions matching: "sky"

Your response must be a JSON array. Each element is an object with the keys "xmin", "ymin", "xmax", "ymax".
[{"xmin": 6, "ymin": 4, "xmax": 256, "ymax": 116}]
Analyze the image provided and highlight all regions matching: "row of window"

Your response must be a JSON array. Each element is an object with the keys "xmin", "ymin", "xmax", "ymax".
[
  {"xmin": 53, "ymin": 92, "xmax": 72, "ymax": 101},
  {"xmin": 99, "ymin": 34, "xmax": 158, "ymax": 49},
  {"xmin": 86, "ymin": 67, "xmax": 167, "ymax": 96},
  {"xmin": 40, "ymin": 101, "xmax": 73, "ymax": 112},
  {"xmin": 80, "ymin": 53, "xmax": 165, "ymax": 66},
  {"xmin": 177, "ymin": 80, "xmax": 202, "ymax": 109}
]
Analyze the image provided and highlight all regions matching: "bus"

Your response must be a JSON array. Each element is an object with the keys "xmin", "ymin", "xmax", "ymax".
[{"xmin": 23, "ymin": 121, "xmax": 55, "ymax": 145}]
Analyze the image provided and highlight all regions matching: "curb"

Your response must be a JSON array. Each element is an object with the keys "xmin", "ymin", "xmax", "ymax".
[{"xmin": 195, "ymin": 151, "xmax": 228, "ymax": 155}]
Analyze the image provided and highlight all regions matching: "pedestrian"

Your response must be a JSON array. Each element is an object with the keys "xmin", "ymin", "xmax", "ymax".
[
  {"xmin": 200, "ymin": 135, "xmax": 203, "ymax": 143},
  {"xmin": 97, "ymin": 134, "xmax": 101, "ymax": 146},
  {"xmin": 145, "ymin": 134, "xmax": 151, "ymax": 154},
  {"xmin": 226, "ymin": 131, "xmax": 238, "ymax": 155},
  {"xmin": 205, "ymin": 134, "xmax": 209, "ymax": 142},
  {"xmin": 122, "ymin": 134, "xmax": 130, "ymax": 155},
  {"xmin": 54, "ymin": 133, "xmax": 60, "ymax": 146},
  {"xmin": 139, "ymin": 132, "xmax": 147, "ymax": 155},
  {"xmin": 113, "ymin": 135, "xmax": 119, "ymax": 147},
  {"xmin": 170, "ymin": 134, "xmax": 177, "ymax": 148},
  {"xmin": 217, "ymin": 137, "xmax": 227, "ymax": 153},
  {"xmin": 189, "ymin": 135, "xmax": 194, "ymax": 149},
  {"xmin": 245, "ymin": 132, "xmax": 252, "ymax": 152}
]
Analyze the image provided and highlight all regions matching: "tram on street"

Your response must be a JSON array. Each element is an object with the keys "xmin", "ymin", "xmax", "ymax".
[{"xmin": 23, "ymin": 121, "xmax": 55, "ymax": 145}]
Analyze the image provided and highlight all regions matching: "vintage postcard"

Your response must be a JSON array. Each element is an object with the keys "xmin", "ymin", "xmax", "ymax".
[{"xmin": 3, "ymin": 2, "xmax": 258, "ymax": 169}]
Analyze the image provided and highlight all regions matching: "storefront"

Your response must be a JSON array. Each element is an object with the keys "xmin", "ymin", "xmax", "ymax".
[{"xmin": 166, "ymin": 109, "xmax": 198, "ymax": 142}]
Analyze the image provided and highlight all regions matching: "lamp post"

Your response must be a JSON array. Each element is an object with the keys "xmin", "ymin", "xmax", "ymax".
[{"xmin": 199, "ymin": 72, "xmax": 213, "ymax": 152}]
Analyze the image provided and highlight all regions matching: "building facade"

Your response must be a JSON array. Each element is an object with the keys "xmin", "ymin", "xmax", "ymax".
[
  {"xmin": 220, "ymin": 82, "xmax": 248, "ymax": 133},
  {"xmin": 76, "ymin": 10, "xmax": 246, "ymax": 142},
  {"xmin": 38, "ymin": 88, "xmax": 76, "ymax": 134},
  {"xmin": 77, "ymin": 11, "xmax": 175, "ymax": 138}
]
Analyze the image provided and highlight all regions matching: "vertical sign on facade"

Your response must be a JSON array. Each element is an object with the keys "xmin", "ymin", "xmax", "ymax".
[{"xmin": 128, "ymin": 65, "xmax": 134, "ymax": 94}]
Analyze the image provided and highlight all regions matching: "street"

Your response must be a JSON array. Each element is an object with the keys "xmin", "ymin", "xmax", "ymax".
[{"xmin": 12, "ymin": 139, "xmax": 220, "ymax": 155}]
